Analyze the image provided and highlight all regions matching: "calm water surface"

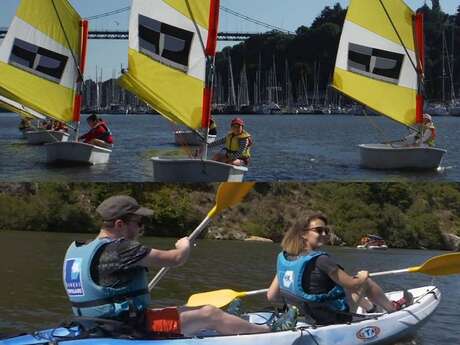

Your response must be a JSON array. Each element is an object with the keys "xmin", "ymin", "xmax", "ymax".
[
  {"xmin": 0, "ymin": 231, "xmax": 459, "ymax": 345},
  {"xmin": 1, "ymin": 113, "xmax": 459, "ymax": 181}
]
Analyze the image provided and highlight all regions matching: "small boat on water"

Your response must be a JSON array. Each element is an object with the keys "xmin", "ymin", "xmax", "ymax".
[
  {"xmin": 119, "ymin": 0, "xmax": 247, "ymax": 181},
  {"xmin": 24, "ymin": 129, "xmax": 69, "ymax": 145},
  {"xmin": 357, "ymin": 234, "xmax": 388, "ymax": 250},
  {"xmin": 332, "ymin": 0, "xmax": 446, "ymax": 170},
  {"xmin": 0, "ymin": 0, "xmax": 111, "ymax": 165},
  {"xmin": 0, "ymin": 286, "xmax": 440, "ymax": 345}
]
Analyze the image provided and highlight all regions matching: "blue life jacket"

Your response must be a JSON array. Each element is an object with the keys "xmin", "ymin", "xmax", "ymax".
[
  {"xmin": 277, "ymin": 251, "xmax": 348, "ymax": 312},
  {"xmin": 63, "ymin": 238, "xmax": 150, "ymax": 318}
]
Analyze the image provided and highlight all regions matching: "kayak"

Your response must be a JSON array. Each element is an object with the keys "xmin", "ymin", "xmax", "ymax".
[{"xmin": 0, "ymin": 286, "xmax": 440, "ymax": 345}]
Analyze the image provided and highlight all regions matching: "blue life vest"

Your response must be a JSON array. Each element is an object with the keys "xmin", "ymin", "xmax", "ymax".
[
  {"xmin": 63, "ymin": 238, "xmax": 150, "ymax": 318},
  {"xmin": 276, "ymin": 251, "xmax": 348, "ymax": 312}
]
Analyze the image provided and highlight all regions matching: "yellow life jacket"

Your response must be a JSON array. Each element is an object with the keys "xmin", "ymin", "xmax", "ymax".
[{"xmin": 225, "ymin": 130, "xmax": 252, "ymax": 158}]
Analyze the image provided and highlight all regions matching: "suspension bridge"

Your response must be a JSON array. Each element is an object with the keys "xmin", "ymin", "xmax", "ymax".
[{"xmin": 0, "ymin": 5, "xmax": 294, "ymax": 41}]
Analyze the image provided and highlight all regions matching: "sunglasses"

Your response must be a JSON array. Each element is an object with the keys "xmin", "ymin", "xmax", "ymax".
[{"xmin": 307, "ymin": 226, "xmax": 330, "ymax": 235}]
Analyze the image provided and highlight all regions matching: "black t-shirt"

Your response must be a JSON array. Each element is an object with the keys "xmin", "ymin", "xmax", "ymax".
[
  {"xmin": 299, "ymin": 254, "xmax": 351, "ymax": 325},
  {"xmin": 90, "ymin": 239, "xmax": 151, "ymax": 288},
  {"xmin": 302, "ymin": 255, "xmax": 339, "ymax": 294}
]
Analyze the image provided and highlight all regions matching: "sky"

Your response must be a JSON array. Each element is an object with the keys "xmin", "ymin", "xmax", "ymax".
[{"xmin": 0, "ymin": 0, "xmax": 459, "ymax": 80}]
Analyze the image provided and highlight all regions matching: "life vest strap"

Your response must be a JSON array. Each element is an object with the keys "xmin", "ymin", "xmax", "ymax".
[{"xmin": 71, "ymin": 288, "xmax": 148, "ymax": 308}]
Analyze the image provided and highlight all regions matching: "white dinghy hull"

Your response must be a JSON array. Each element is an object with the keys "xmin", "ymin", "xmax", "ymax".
[
  {"xmin": 151, "ymin": 157, "xmax": 247, "ymax": 182},
  {"xmin": 46, "ymin": 142, "xmax": 112, "ymax": 165},
  {"xmin": 359, "ymin": 144, "xmax": 446, "ymax": 170},
  {"xmin": 0, "ymin": 286, "xmax": 440, "ymax": 345},
  {"xmin": 24, "ymin": 130, "xmax": 69, "ymax": 145},
  {"xmin": 174, "ymin": 131, "xmax": 216, "ymax": 146}
]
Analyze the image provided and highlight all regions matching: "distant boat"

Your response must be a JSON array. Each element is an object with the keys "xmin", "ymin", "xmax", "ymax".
[
  {"xmin": 425, "ymin": 102, "xmax": 449, "ymax": 116},
  {"xmin": 332, "ymin": 0, "xmax": 446, "ymax": 170},
  {"xmin": 357, "ymin": 234, "xmax": 388, "ymax": 250},
  {"xmin": 449, "ymin": 100, "xmax": 460, "ymax": 116},
  {"xmin": 0, "ymin": 0, "xmax": 111, "ymax": 165},
  {"xmin": 119, "ymin": 0, "xmax": 247, "ymax": 181}
]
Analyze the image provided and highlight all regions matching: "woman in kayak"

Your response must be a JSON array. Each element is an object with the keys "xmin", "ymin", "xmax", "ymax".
[
  {"xmin": 62, "ymin": 195, "xmax": 292, "ymax": 338},
  {"xmin": 267, "ymin": 213, "xmax": 412, "ymax": 325}
]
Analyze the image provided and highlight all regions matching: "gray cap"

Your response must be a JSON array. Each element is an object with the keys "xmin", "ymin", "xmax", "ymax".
[{"xmin": 96, "ymin": 195, "xmax": 154, "ymax": 221}]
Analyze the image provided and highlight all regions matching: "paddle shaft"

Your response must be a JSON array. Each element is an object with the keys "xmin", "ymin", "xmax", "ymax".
[
  {"xmin": 242, "ymin": 288, "xmax": 268, "ymax": 297},
  {"xmin": 369, "ymin": 268, "xmax": 410, "ymax": 277},
  {"xmin": 148, "ymin": 213, "xmax": 214, "ymax": 291}
]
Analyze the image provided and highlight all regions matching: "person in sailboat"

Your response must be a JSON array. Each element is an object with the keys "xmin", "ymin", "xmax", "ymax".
[
  {"xmin": 63, "ymin": 195, "xmax": 293, "ymax": 338},
  {"xmin": 417, "ymin": 113, "xmax": 436, "ymax": 147},
  {"xmin": 402, "ymin": 113, "xmax": 435, "ymax": 147},
  {"xmin": 78, "ymin": 114, "xmax": 113, "ymax": 148},
  {"xmin": 267, "ymin": 213, "xmax": 412, "ymax": 326},
  {"xmin": 52, "ymin": 120, "xmax": 69, "ymax": 133},
  {"xmin": 208, "ymin": 116, "xmax": 217, "ymax": 136},
  {"xmin": 18, "ymin": 117, "xmax": 32, "ymax": 132},
  {"xmin": 210, "ymin": 117, "xmax": 252, "ymax": 166}
]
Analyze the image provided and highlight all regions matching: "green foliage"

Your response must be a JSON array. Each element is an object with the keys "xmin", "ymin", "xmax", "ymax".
[
  {"xmin": 1, "ymin": 182, "xmax": 460, "ymax": 250},
  {"xmin": 142, "ymin": 186, "xmax": 202, "ymax": 237}
]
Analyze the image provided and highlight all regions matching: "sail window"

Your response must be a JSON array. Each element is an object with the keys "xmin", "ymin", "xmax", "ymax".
[
  {"xmin": 347, "ymin": 43, "xmax": 403, "ymax": 84},
  {"xmin": 138, "ymin": 14, "xmax": 193, "ymax": 73},
  {"xmin": 9, "ymin": 38, "xmax": 68, "ymax": 83}
]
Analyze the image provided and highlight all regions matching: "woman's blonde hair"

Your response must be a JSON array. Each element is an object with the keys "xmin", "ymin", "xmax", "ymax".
[{"xmin": 281, "ymin": 213, "xmax": 328, "ymax": 255}]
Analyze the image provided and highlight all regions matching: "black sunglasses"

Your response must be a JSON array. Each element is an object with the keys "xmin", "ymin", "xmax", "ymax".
[{"xmin": 307, "ymin": 226, "xmax": 330, "ymax": 235}]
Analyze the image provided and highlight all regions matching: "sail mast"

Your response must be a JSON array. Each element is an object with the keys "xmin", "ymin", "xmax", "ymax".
[
  {"xmin": 73, "ymin": 19, "xmax": 89, "ymax": 138},
  {"xmin": 414, "ymin": 11, "xmax": 424, "ymax": 124}
]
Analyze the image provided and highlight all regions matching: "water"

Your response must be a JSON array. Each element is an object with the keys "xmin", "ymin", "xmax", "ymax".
[
  {"xmin": 0, "ymin": 231, "xmax": 459, "ymax": 344},
  {"xmin": 1, "ymin": 113, "xmax": 459, "ymax": 182}
]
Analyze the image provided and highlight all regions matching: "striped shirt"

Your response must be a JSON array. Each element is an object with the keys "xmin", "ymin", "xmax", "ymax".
[{"xmin": 209, "ymin": 136, "xmax": 250, "ymax": 160}]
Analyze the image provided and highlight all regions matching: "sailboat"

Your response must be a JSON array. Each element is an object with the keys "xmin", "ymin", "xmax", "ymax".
[
  {"xmin": 0, "ymin": 0, "xmax": 111, "ymax": 165},
  {"xmin": 332, "ymin": 0, "xmax": 446, "ymax": 170},
  {"xmin": 119, "ymin": 0, "xmax": 247, "ymax": 181}
]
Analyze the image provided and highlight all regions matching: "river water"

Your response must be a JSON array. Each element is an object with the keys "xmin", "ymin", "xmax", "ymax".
[
  {"xmin": 0, "ymin": 231, "xmax": 458, "ymax": 344},
  {"xmin": 1, "ymin": 113, "xmax": 459, "ymax": 182}
]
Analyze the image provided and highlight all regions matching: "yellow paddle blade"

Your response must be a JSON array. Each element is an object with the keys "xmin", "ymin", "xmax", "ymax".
[
  {"xmin": 408, "ymin": 253, "xmax": 460, "ymax": 276},
  {"xmin": 210, "ymin": 182, "xmax": 255, "ymax": 217},
  {"xmin": 187, "ymin": 289, "xmax": 244, "ymax": 308}
]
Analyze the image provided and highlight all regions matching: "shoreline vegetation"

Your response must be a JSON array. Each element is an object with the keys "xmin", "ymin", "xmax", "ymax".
[{"xmin": 1, "ymin": 183, "xmax": 459, "ymax": 251}]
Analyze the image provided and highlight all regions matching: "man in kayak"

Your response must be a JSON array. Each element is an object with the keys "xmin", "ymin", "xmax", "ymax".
[
  {"xmin": 267, "ymin": 213, "xmax": 412, "ymax": 326},
  {"xmin": 210, "ymin": 117, "xmax": 252, "ymax": 166},
  {"xmin": 78, "ymin": 114, "xmax": 113, "ymax": 148},
  {"xmin": 63, "ymin": 195, "xmax": 292, "ymax": 337}
]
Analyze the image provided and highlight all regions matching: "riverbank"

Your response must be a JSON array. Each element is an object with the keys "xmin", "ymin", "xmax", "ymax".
[{"xmin": 1, "ymin": 182, "xmax": 459, "ymax": 250}]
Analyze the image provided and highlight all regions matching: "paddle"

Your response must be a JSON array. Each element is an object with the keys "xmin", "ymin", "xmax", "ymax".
[
  {"xmin": 369, "ymin": 252, "xmax": 460, "ymax": 277},
  {"xmin": 148, "ymin": 182, "xmax": 255, "ymax": 291},
  {"xmin": 186, "ymin": 252, "xmax": 460, "ymax": 308},
  {"xmin": 187, "ymin": 288, "xmax": 268, "ymax": 308}
]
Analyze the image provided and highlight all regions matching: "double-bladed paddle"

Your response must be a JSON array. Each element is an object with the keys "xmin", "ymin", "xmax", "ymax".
[
  {"xmin": 148, "ymin": 182, "xmax": 255, "ymax": 291},
  {"xmin": 186, "ymin": 252, "xmax": 460, "ymax": 308},
  {"xmin": 369, "ymin": 252, "xmax": 460, "ymax": 277}
]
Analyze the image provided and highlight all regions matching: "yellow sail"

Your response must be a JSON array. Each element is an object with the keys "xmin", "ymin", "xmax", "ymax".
[
  {"xmin": 332, "ymin": 0, "xmax": 422, "ymax": 126},
  {"xmin": 119, "ymin": 0, "xmax": 219, "ymax": 130},
  {"xmin": 0, "ymin": 0, "xmax": 84, "ymax": 123}
]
